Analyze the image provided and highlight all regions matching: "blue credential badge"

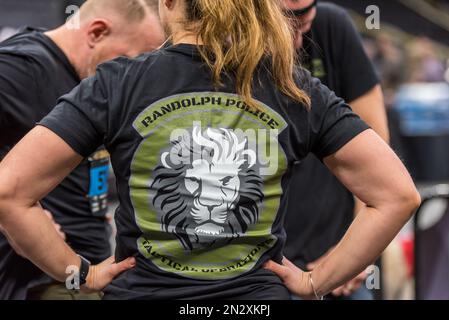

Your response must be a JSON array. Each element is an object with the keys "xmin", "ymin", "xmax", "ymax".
[{"xmin": 88, "ymin": 149, "xmax": 110, "ymax": 216}]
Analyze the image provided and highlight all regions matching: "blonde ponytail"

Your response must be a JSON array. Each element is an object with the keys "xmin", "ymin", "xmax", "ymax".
[{"xmin": 185, "ymin": 0, "xmax": 311, "ymax": 109}]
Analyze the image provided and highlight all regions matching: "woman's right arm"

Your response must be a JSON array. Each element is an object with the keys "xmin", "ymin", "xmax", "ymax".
[{"xmin": 265, "ymin": 128, "xmax": 420, "ymax": 298}]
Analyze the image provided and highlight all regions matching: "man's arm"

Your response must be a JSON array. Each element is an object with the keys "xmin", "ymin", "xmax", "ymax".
[
  {"xmin": 329, "ymin": 5, "xmax": 389, "ymax": 142},
  {"xmin": 0, "ymin": 126, "xmax": 135, "ymax": 290},
  {"xmin": 349, "ymin": 84, "xmax": 389, "ymax": 144}
]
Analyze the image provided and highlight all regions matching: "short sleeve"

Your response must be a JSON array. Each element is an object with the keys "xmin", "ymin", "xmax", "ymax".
[
  {"xmin": 38, "ymin": 68, "xmax": 109, "ymax": 158},
  {"xmin": 333, "ymin": 6, "xmax": 379, "ymax": 102},
  {"xmin": 307, "ymin": 76, "xmax": 370, "ymax": 160}
]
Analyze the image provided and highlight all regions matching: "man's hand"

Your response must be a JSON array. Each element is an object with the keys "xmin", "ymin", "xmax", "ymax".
[
  {"xmin": 330, "ymin": 271, "xmax": 368, "ymax": 297},
  {"xmin": 83, "ymin": 256, "xmax": 136, "ymax": 292},
  {"xmin": 263, "ymin": 257, "xmax": 316, "ymax": 299},
  {"xmin": 307, "ymin": 248, "xmax": 368, "ymax": 297},
  {"xmin": 104, "ymin": 213, "xmax": 113, "ymax": 224}
]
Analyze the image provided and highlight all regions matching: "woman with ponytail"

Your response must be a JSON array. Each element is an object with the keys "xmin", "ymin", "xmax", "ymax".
[{"xmin": 0, "ymin": 0, "xmax": 420, "ymax": 299}]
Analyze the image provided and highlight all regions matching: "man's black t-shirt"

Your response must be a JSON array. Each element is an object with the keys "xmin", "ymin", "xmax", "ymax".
[
  {"xmin": 283, "ymin": 3, "xmax": 380, "ymax": 269},
  {"xmin": 39, "ymin": 43, "xmax": 369, "ymax": 299},
  {"xmin": 0, "ymin": 28, "xmax": 111, "ymax": 299}
]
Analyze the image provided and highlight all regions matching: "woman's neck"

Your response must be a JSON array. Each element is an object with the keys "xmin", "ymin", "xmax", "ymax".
[{"xmin": 170, "ymin": 25, "xmax": 203, "ymax": 45}]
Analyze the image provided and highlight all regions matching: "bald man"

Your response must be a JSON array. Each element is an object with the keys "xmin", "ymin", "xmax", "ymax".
[{"xmin": 0, "ymin": 0, "xmax": 165, "ymax": 300}]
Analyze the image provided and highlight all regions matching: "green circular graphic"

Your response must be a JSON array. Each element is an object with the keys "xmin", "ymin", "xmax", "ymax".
[{"xmin": 130, "ymin": 92, "xmax": 287, "ymax": 280}]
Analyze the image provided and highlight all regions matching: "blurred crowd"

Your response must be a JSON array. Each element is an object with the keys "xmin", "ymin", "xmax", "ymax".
[
  {"xmin": 361, "ymin": 31, "xmax": 449, "ymax": 300},
  {"xmin": 363, "ymin": 33, "xmax": 449, "ymax": 107}
]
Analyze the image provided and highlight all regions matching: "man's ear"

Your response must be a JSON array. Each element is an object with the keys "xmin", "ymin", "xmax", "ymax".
[
  {"xmin": 164, "ymin": 0, "xmax": 175, "ymax": 10},
  {"xmin": 86, "ymin": 19, "xmax": 111, "ymax": 48}
]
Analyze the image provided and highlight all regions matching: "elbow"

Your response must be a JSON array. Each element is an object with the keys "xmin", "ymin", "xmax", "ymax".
[
  {"xmin": 410, "ymin": 189, "xmax": 422, "ymax": 215},
  {"xmin": 376, "ymin": 183, "xmax": 421, "ymax": 224},
  {"xmin": 397, "ymin": 186, "xmax": 422, "ymax": 221},
  {"xmin": 411, "ymin": 189, "xmax": 422, "ymax": 211}
]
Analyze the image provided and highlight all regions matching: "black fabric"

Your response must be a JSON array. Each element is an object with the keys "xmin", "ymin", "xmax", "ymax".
[
  {"xmin": 0, "ymin": 28, "xmax": 110, "ymax": 300},
  {"xmin": 39, "ymin": 43, "xmax": 369, "ymax": 300},
  {"xmin": 301, "ymin": 2, "xmax": 379, "ymax": 102},
  {"xmin": 284, "ymin": 2, "xmax": 380, "ymax": 270}
]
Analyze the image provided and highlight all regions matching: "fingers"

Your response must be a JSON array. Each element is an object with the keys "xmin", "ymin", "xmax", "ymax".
[
  {"xmin": 330, "ymin": 270, "xmax": 368, "ymax": 297},
  {"xmin": 332, "ymin": 286, "xmax": 344, "ymax": 297},
  {"xmin": 333, "ymin": 284, "xmax": 355, "ymax": 297},
  {"xmin": 55, "ymin": 223, "xmax": 66, "ymax": 240},
  {"xmin": 343, "ymin": 285, "xmax": 356, "ymax": 296},
  {"xmin": 104, "ymin": 213, "xmax": 113, "ymax": 224},
  {"xmin": 265, "ymin": 258, "xmax": 305, "ymax": 282},
  {"xmin": 306, "ymin": 257, "xmax": 321, "ymax": 271},
  {"xmin": 306, "ymin": 246, "xmax": 336, "ymax": 271},
  {"xmin": 265, "ymin": 258, "xmax": 314, "ymax": 299},
  {"xmin": 306, "ymin": 258, "xmax": 322, "ymax": 271},
  {"xmin": 43, "ymin": 210, "xmax": 53, "ymax": 221},
  {"xmin": 356, "ymin": 271, "xmax": 368, "ymax": 281},
  {"xmin": 306, "ymin": 263, "xmax": 315, "ymax": 270},
  {"xmin": 85, "ymin": 256, "xmax": 136, "ymax": 291},
  {"xmin": 101, "ymin": 256, "xmax": 116, "ymax": 266},
  {"xmin": 343, "ymin": 282, "xmax": 354, "ymax": 296},
  {"xmin": 263, "ymin": 260, "xmax": 289, "ymax": 281},
  {"xmin": 109, "ymin": 257, "xmax": 136, "ymax": 277},
  {"xmin": 281, "ymin": 257, "xmax": 298, "ymax": 269},
  {"xmin": 43, "ymin": 210, "xmax": 66, "ymax": 240},
  {"xmin": 336, "ymin": 277, "xmax": 365, "ymax": 297}
]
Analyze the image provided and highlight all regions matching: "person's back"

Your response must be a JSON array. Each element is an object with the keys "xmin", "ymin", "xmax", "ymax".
[
  {"xmin": 60, "ymin": 47, "xmax": 304, "ymax": 299},
  {"xmin": 39, "ymin": 32, "xmax": 368, "ymax": 300}
]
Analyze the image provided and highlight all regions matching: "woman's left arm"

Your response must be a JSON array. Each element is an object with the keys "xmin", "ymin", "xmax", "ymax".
[{"xmin": 0, "ymin": 126, "xmax": 135, "ymax": 290}]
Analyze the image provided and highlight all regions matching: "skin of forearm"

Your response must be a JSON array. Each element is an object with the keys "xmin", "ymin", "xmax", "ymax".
[
  {"xmin": 0, "ymin": 203, "xmax": 80, "ymax": 282},
  {"xmin": 1, "ymin": 225, "xmax": 26, "ymax": 257},
  {"xmin": 311, "ymin": 204, "xmax": 412, "ymax": 296}
]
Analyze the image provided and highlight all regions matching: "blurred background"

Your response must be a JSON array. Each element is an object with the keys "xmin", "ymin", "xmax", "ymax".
[{"xmin": 0, "ymin": 0, "xmax": 448, "ymax": 300}]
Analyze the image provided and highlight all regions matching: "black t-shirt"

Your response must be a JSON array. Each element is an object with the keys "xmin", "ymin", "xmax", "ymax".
[
  {"xmin": 0, "ymin": 28, "xmax": 111, "ymax": 299},
  {"xmin": 283, "ymin": 2, "xmax": 380, "ymax": 269},
  {"xmin": 39, "ymin": 43, "xmax": 369, "ymax": 300}
]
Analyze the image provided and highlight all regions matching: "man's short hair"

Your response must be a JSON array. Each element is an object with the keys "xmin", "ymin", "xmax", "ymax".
[{"xmin": 81, "ymin": 0, "xmax": 159, "ymax": 22}]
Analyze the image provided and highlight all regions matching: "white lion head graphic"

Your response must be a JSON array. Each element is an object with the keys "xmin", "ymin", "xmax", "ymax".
[{"xmin": 151, "ymin": 126, "xmax": 264, "ymax": 251}]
